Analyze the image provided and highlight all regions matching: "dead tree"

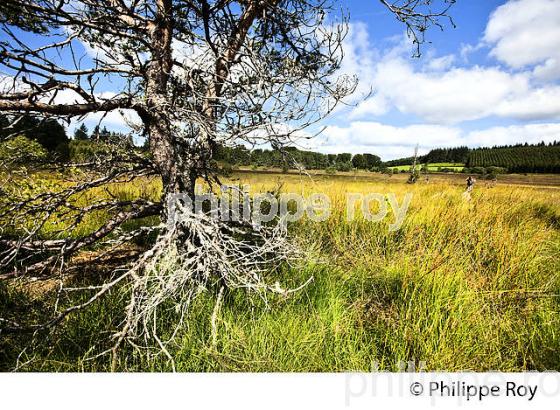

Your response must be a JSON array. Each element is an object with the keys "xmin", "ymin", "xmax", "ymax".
[
  {"xmin": 407, "ymin": 143, "xmax": 419, "ymax": 184},
  {"xmin": 0, "ymin": 0, "xmax": 455, "ymax": 367}
]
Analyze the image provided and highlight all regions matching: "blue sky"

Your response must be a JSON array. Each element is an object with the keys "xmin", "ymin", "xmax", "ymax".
[
  {"xmin": 2, "ymin": 0, "xmax": 559, "ymax": 160},
  {"xmin": 310, "ymin": 0, "xmax": 560, "ymax": 159}
]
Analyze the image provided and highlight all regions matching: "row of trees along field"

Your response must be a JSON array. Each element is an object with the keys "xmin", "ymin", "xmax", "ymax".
[
  {"xmin": 0, "ymin": 115, "xmax": 385, "ymax": 171},
  {"xmin": 466, "ymin": 142, "xmax": 560, "ymax": 173},
  {"xmin": 212, "ymin": 145, "xmax": 384, "ymax": 171},
  {"xmin": 3, "ymin": 114, "xmax": 560, "ymax": 174}
]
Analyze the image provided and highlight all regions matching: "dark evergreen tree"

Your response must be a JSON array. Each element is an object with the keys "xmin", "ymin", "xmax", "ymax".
[{"xmin": 74, "ymin": 123, "xmax": 89, "ymax": 141}]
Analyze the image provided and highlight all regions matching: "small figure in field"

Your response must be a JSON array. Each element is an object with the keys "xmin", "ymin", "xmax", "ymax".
[{"xmin": 465, "ymin": 176, "xmax": 476, "ymax": 192}]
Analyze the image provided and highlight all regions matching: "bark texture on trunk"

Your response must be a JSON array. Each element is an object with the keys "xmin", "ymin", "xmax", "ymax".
[{"xmin": 144, "ymin": 0, "xmax": 196, "ymax": 205}]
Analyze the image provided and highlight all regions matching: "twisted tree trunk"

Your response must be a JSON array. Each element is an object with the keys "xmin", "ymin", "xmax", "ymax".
[{"xmin": 143, "ymin": 0, "xmax": 197, "ymax": 209}]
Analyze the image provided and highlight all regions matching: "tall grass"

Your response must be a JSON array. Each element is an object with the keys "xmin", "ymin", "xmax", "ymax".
[{"xmin": 1, "ymin": 173, "xmax": 559, "ymax": 371}]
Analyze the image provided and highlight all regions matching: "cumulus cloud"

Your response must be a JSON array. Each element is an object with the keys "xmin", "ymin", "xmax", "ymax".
[
  {"xmin": 42, "ymin": 89, "xmax": 141, "ymax": 131},
  {"xmin": 341, "ymin": 3, "xmax": 560, "ymax": 125},
  {"xmin": 348, "ymin": 94, "xmax": 389, "ymax": 119},
  {"xmin": 494, "ymin": 86, "xmax": 560, "ymax": 120},
  {"xmin": 322, "ymin": 122, "xmax": 461, "ymax": 148},
  {"xmin": 371, "ymin": 57, "xmax": 533, "ymax": 123},
  {"xmin": 484, "ymin": 0, "xmax": 560, "ymax": 80},
  {"xmin": 467, "ymin": 123, "xmax": 560, "ymax": 146},
  {"xmin": 320, "ymin": 6, "xmax": 560, "ymax": 159},
  {"xmin": 37, "ymin": 88, "xmax": 140, "ymax": 136},
  {"xmin": 338, "ymin": 23, "xmax": 384, "ymax": 98},
  {"xmin": 346, "ymin": 46, "xmax": 560, "ymax": 124}
]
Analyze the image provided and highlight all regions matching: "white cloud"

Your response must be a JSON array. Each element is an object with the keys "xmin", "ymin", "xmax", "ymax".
[
  {"xmin": 459, "ymin": 43, "xmax": 483, "ymax": 62},
  {"xmin": 425, "ymin": 54, "xmax": 456, "ymax": 71},
  {"xmin": 322, "ymin": 122, "xmax": 461, "ymax": 147},
  {"xmin": 42, "ymin": 89, "xmax": 141, "ymax": 131},
  {"xmin": 494, "ymin": 86, "xmax": 560, "ymax": 120},
  {"xmin": 484, "ymin": 0, "xmax": 560, "ymax": 80},
  {"xmin": 0, "ymin": 74, "xmax": 139, "ymax": 134},
  {"xmin": 533, "ymin": 58, "xmax": 560, "ymax": 82},
  {"xmin": 467, "ymin": 123, "xmax": 560, "ymax": 147},
  {"xmin": 81, "ymin": 109, "xmax": 141, "ymax": 130},
  {"xmin": 80, "ymin": 39, "xmax": 110, "ymax": 62},
  {"xmin": 0, "ymin": 75, "xmax": 28, "ymax": 94},
  {"xmin": 48, "ymin": 89, "xmax": 85, "ymax": 105},
  {"xmin": 338, "ymin": 23, "xmax": 380, "ymax": 99},
  {"xmin": 317, "ymin": 121, "xmax": 560, "ymax": 160},
  {"xmin": 348, "ymin": 94, "xmax": 389, "ymax": 119},
  {"xmin": 317, "ymin": 122, "xmax": 462, "ymax": 158},
  {"xmin": 342, "ymin": 12, "xmax": 560, "ymax": 125},
  {"xmin": 372, "ymin": 58, "xmax": 532, "ymax": 124}
]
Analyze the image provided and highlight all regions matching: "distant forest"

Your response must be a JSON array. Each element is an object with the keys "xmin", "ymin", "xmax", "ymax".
[
  {"xmin": 386, "ymin": 143, "xmax": 560, "ymax": 174},
  {"xmin": 1, "ymin": 114, "xmax": 560, "ymax": 173},
  {"xmin": 467, "ymin": 144, "xmax": 560, "ymax": 173},
  {"xmin": 219, "ymin": 142, "xmax": 560, "ymax": 174},
  {"xmin": 385, "ymin": 146, "xmax": 470, "ymax": 166}
]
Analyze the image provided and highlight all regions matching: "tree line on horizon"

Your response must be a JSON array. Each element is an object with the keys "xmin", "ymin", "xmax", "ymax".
[
  {"xmin": 385, "ymin": 143, "xmax": 560, "ymax": 174},
  {"xmin": 385, "ymin": 146, "xmax": 471, "ymax": 167},
  {"xmin": 2, "ymin": 114, "xmax": 560, "ymax": 174},
  {"xmin": 213, "ymin": 144, "xmax": 383, "ymax": 171}
]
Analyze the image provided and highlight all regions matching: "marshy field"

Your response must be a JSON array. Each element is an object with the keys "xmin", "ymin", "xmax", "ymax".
[{"xmin": 1, "ymin": 171, "xmax": 560, "ymax": 371}]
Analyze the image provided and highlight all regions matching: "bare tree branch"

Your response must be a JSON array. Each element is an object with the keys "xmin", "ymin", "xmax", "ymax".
[{"xmin": 379, "ymin": 0, "xmax": 456, "ymax": 56}]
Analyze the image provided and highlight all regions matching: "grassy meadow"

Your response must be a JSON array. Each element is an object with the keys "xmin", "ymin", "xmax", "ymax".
[{"xmin": 1, "ymin": 171, "xmax": 560, "ymax": 371}]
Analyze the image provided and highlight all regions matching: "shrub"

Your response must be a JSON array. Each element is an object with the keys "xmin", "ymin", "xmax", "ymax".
[
  {"xmin": 69, "ymin": 140, "xmax": 104, "ymax": 162},
  {"xmin": 220, "ymin": 163, "xmax": 234, "ymax": 176},
  {"xmin": 0, "ymin": 135, "xmax": 48, "ymax": 167},
  {"xmin": 485, "ymin": 166, "xmax": 507, "ymax": 175},
  {"xmin": 335, "ymin": 161, "xmax": 353, "ymax": 172},
  {"xmin": 470, "ymin": 167, "xmax": 486, "ymax": 175}
]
